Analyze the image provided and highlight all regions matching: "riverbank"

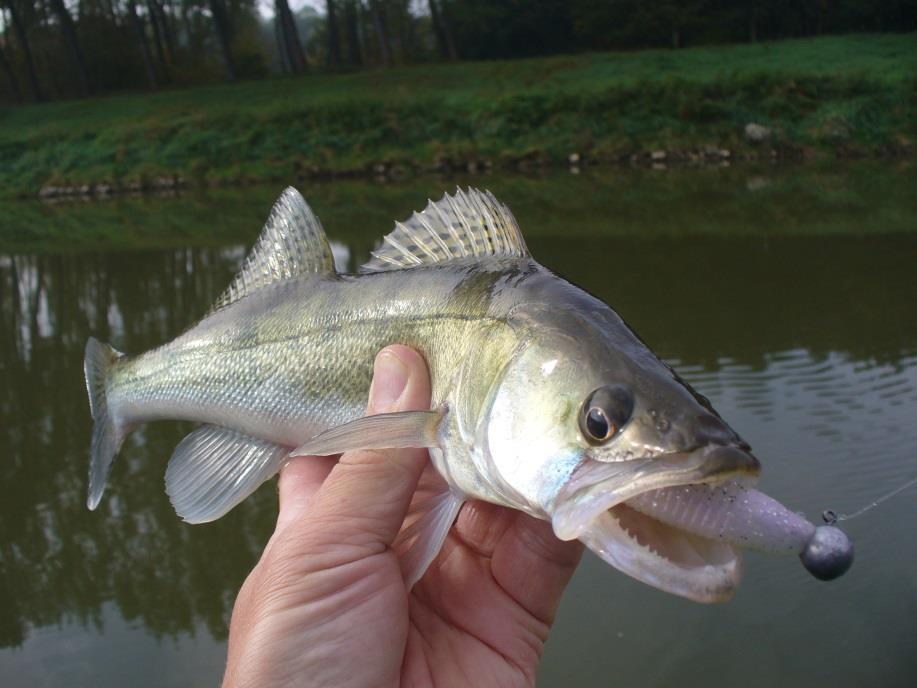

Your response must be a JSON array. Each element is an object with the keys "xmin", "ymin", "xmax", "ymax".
[{"xmin": 1, "ymin": 33, "xmax": 914, "ymax": 200}]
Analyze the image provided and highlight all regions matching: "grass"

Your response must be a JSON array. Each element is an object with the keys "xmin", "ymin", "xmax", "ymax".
[{"xmin": 0, "ymin": 33, "xmax": 915, "ymax": 198}]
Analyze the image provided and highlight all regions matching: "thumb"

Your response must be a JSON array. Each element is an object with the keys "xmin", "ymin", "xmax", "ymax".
[{"xmin": 278, "ymin": 345, "xmax": 431, "ymax": 550}]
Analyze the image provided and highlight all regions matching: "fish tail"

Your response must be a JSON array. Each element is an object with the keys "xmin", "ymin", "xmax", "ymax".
[{"xmin": 84, "ymin": 337, "xmax": 128, "ymax": 510}]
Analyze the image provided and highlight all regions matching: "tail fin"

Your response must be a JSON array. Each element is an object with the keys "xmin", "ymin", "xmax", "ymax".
[{"xmin": 84, "ymin": 337, "xmax": 127, "ymax": 510}]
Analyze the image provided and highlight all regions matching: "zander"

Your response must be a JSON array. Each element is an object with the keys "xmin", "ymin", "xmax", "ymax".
[{"xmin": 84, "ymin": 187, "xmax": 853, "ymax": 602}]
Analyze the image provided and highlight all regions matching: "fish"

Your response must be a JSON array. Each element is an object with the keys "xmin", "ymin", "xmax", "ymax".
[{"xmin": 83, "ymin": 187, "xmax": 852, "ymax": 602}]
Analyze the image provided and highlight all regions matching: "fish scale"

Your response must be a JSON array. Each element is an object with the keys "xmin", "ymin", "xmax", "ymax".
[{"xmin": 114, "ymin": 282, "xmax": 487, "ymax": 443}]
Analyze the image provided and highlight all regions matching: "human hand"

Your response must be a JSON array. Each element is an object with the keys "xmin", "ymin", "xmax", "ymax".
[{"xmin": 222, "ymin": 345, "xmax": 583, "ymax": 688}]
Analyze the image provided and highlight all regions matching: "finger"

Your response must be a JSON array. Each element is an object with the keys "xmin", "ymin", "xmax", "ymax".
[
  {"xmin": 275, "ymin": 454, "xmax": 338, "ymax": 532},
  {"xmin": 295, "ymin": 345, "xmax": 432, "ymax": 551},
  {"xmin": 491, "ymin": 512, "xmax": 583, "ymax": 626},
  {"xmin": 363, "ymin": 344, "xmax": 428, "ymax": 416},
  {"xmin": 455, "ymin": 501, "xmax": 583, "ymax": 625}
]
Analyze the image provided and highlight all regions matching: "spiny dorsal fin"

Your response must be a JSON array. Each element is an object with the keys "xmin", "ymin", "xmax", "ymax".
[
  {"xmin": 359, "ymin": 188, "xmax": 529, "ymax": 273},
  {"xmin": 209, "ymin": 187, "xmax": 334, "ymax": 314}
]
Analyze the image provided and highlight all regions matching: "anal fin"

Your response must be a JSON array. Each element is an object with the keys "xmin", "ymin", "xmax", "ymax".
[{"xmin": 166, "ymin": 425, "xmax": 291, "ymax": 523}]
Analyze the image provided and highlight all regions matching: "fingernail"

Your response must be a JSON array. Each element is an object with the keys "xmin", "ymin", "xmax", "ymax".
[{"xmin": 369, "ymin": 349, "xmax": 409, "ymax": 412}]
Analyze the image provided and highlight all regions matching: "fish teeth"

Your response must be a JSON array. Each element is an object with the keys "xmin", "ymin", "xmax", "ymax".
[{"xmin": 611, "ymin": 508, "xmax": 664, "ymax": 559}]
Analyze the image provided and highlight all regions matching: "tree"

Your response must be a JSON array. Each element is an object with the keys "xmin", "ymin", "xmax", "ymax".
[
  {"xmin": 428, "ymin": 0, "xmax": 456, "ymax": 60},
  {"xmin": 208, "ymin": 0, "xmax": 237, "ymax": 80},
  {"xmin": 149, "ymin": 0, "xmax": 176, "ymax": 62},
  {"xmin": 4, "ymin": 0, "xmax": 44, "ymax": 101},
  {"xmin": 368, "ymin": 0, "xmax": 392, "ymax": 67},
  {"xmin": 275, "ymin": 0, "xmax": 307, "ymax": 74},
  {"xmin": 0, "ymin": 41, "xmax": 22, "ymax": 103},
  {"xmin": 741, "ymin": 0, "xmax": 765, "ymax": 41},
  {"xmin": 127, "ymin": 0, "xmax": 158, "ymax": 88},
  {"xmin": 48, "ymin": 0, "xmax": 92, "ymax": 95},
  {"xmin": 145, "ymin": 0, "xmax": 170, "ymax": 79},
  {"xmin": 446, "ymin": 0, "xmax": 574, "ymax": 59},
  {"xmin": 325, "ymin": 0, "xmax": 342, "ymax": 68},
  {"xmin": 341, "ymin": 0, "xmax": 363, "ymax": 66}
]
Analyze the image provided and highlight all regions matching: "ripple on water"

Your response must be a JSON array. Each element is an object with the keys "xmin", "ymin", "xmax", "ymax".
[{"xmin": 670, "ymin": 348, "xmax": 917, "ymax": 523}]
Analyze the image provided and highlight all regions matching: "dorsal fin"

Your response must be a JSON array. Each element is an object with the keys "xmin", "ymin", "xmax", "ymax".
[
  {"xmin": 359, "ymin": 188, "xmax": 529, "ymax": 273},
  {"xmin": 209, "ymin": 187, "xmax": 334, "ymax": 314}
]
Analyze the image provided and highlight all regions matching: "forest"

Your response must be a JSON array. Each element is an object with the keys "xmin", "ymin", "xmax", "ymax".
[{"xmin": 0, "ymin": 0, "xmax": 915, "ymax": 104}]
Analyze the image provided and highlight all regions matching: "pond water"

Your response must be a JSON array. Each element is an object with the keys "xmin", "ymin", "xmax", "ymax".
[{"xmin": 1, "ymin": 163, "xmax": 916, "ymax": 687}]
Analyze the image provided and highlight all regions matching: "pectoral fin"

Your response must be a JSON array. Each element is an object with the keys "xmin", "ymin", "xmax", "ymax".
[
  {"xmin": 289, "ymin": 410, "xmax": 444, "ymax": 458},
  {"xmin": 290, "ymin": 410, "xmax": 454, "ymax": 586},
  {"xmin": 395, "ymin": 482, "xmax": 464, "ymax": 587}
]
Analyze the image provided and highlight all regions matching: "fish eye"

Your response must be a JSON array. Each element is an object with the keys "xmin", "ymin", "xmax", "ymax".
[{"xmin": 579, "ymin": 385, "xmax": 634, "ymax": 444}]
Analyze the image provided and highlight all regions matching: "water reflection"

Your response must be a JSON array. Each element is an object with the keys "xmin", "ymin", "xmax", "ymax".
[
  {"xmin": 3, "ymin": 161, "xmax": 917, "ymax": 254},
  {"xmin": 0, "ymin": 249, "xmax": 276, "ymax": 649},
  {"xmin": 0, "ymin": 167, "xmax": 916, "ymax": 686}
]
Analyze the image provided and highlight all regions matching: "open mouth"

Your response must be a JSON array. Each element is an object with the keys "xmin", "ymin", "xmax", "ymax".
[
  {"xmin": 551, "ymin": 445, "xmax": 763, "ymax": 603},
  {"xmin": 581, "ymin": 493, "xmax": 742, "ymax": 603}
]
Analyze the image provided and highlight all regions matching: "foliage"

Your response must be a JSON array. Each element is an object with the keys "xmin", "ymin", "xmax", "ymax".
[
  {"xmin": 0, "ymin": 0, "xmax": 269, "ymax": 101},
  {"xmin": 0, "ymin": 33, "xmax": 914, "ymax": 196},
  {"xmin": 0, "ymin": 0, "xmax": 915, "ymax": 104}
]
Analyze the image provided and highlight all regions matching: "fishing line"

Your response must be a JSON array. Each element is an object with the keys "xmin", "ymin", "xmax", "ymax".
[{"xmin": 822, "ymin": 474, "xmax": 917, "ymax": 525}]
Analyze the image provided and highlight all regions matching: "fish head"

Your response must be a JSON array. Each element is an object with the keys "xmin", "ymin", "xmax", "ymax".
[{"xmin": 484, "ymin": 294, "xmax": 760, "ymax": 602}]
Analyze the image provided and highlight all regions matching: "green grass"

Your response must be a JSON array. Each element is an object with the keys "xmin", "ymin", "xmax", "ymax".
[{"xmin": 1, "ymin": 33, "xmax": 915, "ymax": 198}]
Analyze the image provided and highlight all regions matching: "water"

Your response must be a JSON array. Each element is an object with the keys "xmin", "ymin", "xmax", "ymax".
[{"xmin": 1, "ymin": 163, "xmax": 916, "ymax": 687}]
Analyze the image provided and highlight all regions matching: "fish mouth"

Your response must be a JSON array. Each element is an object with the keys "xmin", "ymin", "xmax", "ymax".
[{"xmin": 552, "ymin": 445, "xmax": 760, "ymax": 603}]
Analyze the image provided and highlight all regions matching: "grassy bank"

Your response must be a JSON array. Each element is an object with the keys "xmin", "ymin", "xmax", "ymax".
[{"xmin": 1, "ymin": 33, "xmax": 915, "ymax": 199}]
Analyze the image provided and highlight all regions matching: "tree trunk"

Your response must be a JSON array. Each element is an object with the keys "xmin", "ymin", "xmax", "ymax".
[
  {"xmin": 150, "ymin": 0, "xmax": 176, "ymax": 61},
  {"xmin": 127, "ymin": 0, "xmax": 158, "ymax": 89},
  {"xmin": 179, "ymin": 0, "xmax": 200, "ymax": 57},
  {"xmin": 274, "ymin": 12, "xmax": 290, "ymax": 73},
  {"xmin": 325, "ymin": 0, "xmax": 341, "ymax": 69},
  {"xmin": 208, "ymin": 0, "xmax": 236, "ymax": 80},
  {"xmin": 48, "ymin": 0, "xmax": 91, "ymax": 95},
  {"xmin": 428, "ymin": 0, "xmax": 448, "ymax": 60},
  {"xmin": 146, "ymin": 0, "xmax": 170, "ymax": 79},
  {"xmin": 437, "ymin": 0, "xmax": 458, "ymax": 60},
  {"xmin": 275, "ymin": 0, "xmax": 307, "ymax": 74},
  {"xmin": 394, "ymin": 0, "xmax": 413, "ymax": 62},
  {"xmin": 5, "ymin": 0, "xmax": 45, "ymax": 101},
  {"xmin": 369, "ymin": 0, "xmax": 391, "ymax": 67},
  {"xmin": 672, "ymin": 27, "xmax": 681, "ymax": 49},
  {"xmin": 342, "ymin": 0, "xmax": 362, "ymax": 66},
  {"xmin": 0, "ymin": 42, "xmax": 23, "ymax": 104},
  {"xmin": 99, "ymin": 0, "xmax": 118, "ymax": 24}
]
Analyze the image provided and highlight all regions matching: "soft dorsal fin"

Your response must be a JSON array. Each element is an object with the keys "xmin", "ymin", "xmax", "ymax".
[
  {"xmin": 209, "ymin": 187, "xmax": 334, "ymax": 314},
  {"xmin": 359, "ymin": 188, "xmax": 529, "ymax": 273}
]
